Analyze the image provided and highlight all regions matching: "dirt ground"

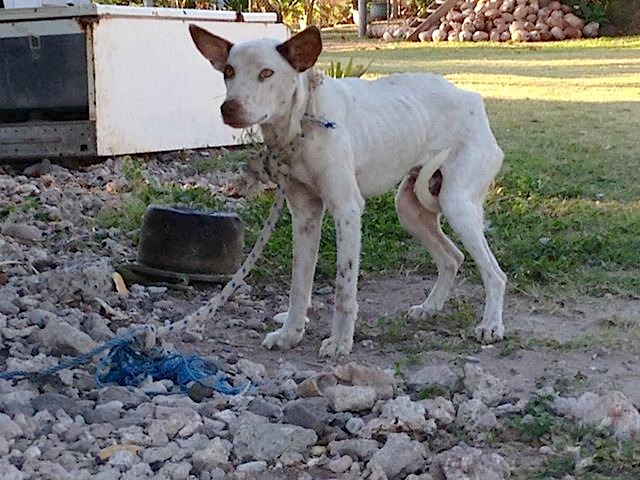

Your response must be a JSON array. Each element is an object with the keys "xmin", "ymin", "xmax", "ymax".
[
  {"xmin": 2, "ymin": 156, "xmax": 639, "ymax": 478},
  {"xmin": 191, "ymin": 273, "xmax": 640, "ymax": 406}
]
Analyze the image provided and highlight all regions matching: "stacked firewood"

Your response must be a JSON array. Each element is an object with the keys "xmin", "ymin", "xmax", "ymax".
[{"xmin": 418, "ymin": 0, "xmax": 600, "ymax": 42}]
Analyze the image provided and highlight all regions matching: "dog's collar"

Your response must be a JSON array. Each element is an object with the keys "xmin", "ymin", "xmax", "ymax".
[{"xmin": 301, "ymin": 69, "xmax": 336, "ymax": 130}]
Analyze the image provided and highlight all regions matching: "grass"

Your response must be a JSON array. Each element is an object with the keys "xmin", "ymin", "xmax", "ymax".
[
  {"xmin": 504, "ymin": 394, "xmax": 640, "ymax": 479},
  {"xmin": 101, "ymin": 35, "xmax": 640, "ymax": 297},
  {"xmin": 317, "ymin": 35, "xmax": 640, "ymax": 296}
]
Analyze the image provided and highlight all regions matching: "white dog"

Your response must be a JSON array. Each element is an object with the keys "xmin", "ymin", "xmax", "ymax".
[{"xmin": 189, "ymin": 25, "xmax": 506, "ymax": 357}]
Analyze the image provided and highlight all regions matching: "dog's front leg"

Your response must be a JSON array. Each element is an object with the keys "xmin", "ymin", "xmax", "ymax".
[
  {"xmin": 319, "ymin": 194, "xmax": 364, "ymax": 358},
  {"xmin": 262, "ymin": 181, "xmax": 324, "ymax": 351}
]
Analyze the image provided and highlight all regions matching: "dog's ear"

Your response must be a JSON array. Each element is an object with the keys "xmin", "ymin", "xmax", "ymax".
[
  {"xmin": 276, "ymin": 26, "xmax": 322, "ymax": 72},
  {"xmin": 189, "ymin": 24, "xmax": 233, "ymax": 71}
]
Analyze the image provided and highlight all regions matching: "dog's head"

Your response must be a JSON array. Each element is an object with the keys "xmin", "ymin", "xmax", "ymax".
[{"xmin": 189, "ymin": 25, "xmax": 322, "ymax": 129}]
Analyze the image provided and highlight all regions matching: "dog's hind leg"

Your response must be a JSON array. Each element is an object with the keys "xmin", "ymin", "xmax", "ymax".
[
  {"xmin": 395, "ymin": 171, "xmax": 464, "ymax": 317},
  {"xmin": 262, "ymin": 181, "xmax": 324, "ymax": 351},
  {"xmin": 440, "ymin": 193, "xmax": 506, "ymax": 343}
]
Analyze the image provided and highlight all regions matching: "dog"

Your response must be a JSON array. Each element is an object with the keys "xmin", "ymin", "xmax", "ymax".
[{"xmin": 189, "ymin": 25, "xmax": 506, "ymax": 357}]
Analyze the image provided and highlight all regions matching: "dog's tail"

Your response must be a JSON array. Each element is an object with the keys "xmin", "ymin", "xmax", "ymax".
[{"xmin": 412, "ymin": 148, "xmax": 450, "ymax": 212}]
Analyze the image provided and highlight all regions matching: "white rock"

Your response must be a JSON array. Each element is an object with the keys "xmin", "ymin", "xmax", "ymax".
[
  {"xmin": 236, "ymin": 358, "xmax": 267, "ymax": 381},
  {"xmin": 142, "ymin": 443, "xmax": 179, "ymax": 464},
  {"xmin": 236, "ymin": 460, "xmax": 268, "ymax": 473},
  {"xmin": 346, "ymin": 416, "xmax": 365, "ymax": 434},
  {"xmin": 464, "ymin": 363, "xmax": 507, "ymax": 406},
  {"xmin": 583, "ymin": 21, "xmax": 599, "ymax": 38},
  {"xmin": 37, "ymin": 321, "xmax": 98, "ymax": 356},
  {"xmin": 423, "ymin": 396, "xmax": 456, "ymax": 426},
  {"xmin": 157, "ymin": 461, "xmax": 191, "ymax": 479},
  {"xmin": 324, "ymin": 385, "xmax": 377, "ymax": 412},
  {"xmin": 230, "ymin": 412, "xmax": 317, "ymax": 462},
  {"xmin": 368, "ymin": 433, "xmax": 426, "ymax": 478},
  {"xmin": 456, "ymin": 398, "xmax": 498, "ymax": 431},
  {"xmin": 0, "ymin": 460, "xmax": 23, "ymax": 480},
  {"xmin": 563, "ymin": 391, "xmax": 640, "ymax": 440},
  {"xmin": 380, "ymin": 395, "xmax": 431, "ymax": 432},
  {"xmin": 23, "ymin": 445, "xmax": 41, "ymax": 461},
  {"xmin": 191, "ymin": 437, "xmax": 232, "ymax": 472},
  {"xmin": 432, "ymin": 444, "xmax": 510, "ymax": 479},
  {"xmin": 327, "ymin": 455, "xmax": 353, "ymax": 473},
  {"xmin": 108, "ymin": 449, "xmax": 139, "ymax": 471},
  {"xmin": 0, "ymin": 412, "xmax": 23, "ymax": 440}
]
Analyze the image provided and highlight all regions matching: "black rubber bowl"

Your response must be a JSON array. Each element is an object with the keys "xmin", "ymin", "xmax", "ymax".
[{"xmin": 134, "ymin": 205, "xmax": 244, "ymax": 278}]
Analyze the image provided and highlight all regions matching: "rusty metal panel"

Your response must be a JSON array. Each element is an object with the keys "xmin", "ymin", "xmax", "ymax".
[
  {"xmin": 0, "ymin": 121, "xmax": 96, "ymax": 159},
  {"xmin": 91, "ymin": 15, "xmax": 288, "ymax": 156}
]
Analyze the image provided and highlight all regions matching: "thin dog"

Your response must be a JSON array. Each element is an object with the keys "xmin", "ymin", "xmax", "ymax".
[{"xmin": 189, "ymin": 25, "xmax": 506, "ymax": 357}]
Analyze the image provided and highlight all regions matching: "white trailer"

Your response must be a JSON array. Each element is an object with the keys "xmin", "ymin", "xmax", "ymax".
[{"xmin": 0, "ymin": 5, "xmax": 288, "ymax": 160}]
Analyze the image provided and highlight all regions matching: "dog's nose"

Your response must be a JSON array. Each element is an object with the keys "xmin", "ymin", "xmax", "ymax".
[{"xmin": 220, "ymin": 99, "xmax": 243, "ymax": 125}]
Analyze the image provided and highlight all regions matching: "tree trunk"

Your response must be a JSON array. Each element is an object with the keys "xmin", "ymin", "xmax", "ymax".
[{"xmin": 305, "ymin": 0, "xmax": 316, "ymax": 27}]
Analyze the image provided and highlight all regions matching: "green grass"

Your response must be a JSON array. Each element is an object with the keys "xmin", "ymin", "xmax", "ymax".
[
  {"xmin": 505, "ymin": 394, "xmax": 640, "ymax": 479},
  {"xmin": 101, "ymin": 36, "xmax": 640, "ymax": 296},
  {"xmin": 317, "ymin": 35, "xmax": 640, "ymax": 295}
]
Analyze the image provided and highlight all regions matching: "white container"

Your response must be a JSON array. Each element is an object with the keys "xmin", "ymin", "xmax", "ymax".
[{"xmin": 0, "ymin": 5, "xmax": 288, "ymax": 160}]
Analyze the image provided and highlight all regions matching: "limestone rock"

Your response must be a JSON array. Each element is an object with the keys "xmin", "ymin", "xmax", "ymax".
[
  {"xmin": 324, "ymin": 385, "xmax": 377, "ymax": 412},
  {"xmin": 367, "ymin": 433, "xmax": 426, "ymax": 479},
  {"xmin": 37, "ymin": 321, "xmax": 98, "ymax": 356},
  {"xmin": 329, "ymin": 439, "xmax": 381, "ymax": 461},
  {"xmin": 456, "ymin": 398, "xmax": 498, "ymax": 431},
  {"xmin": 432, "ymin": 444, "xmax": 510, "ymax": 479},
  {"xmin": 464, "ymin": 363, "xmax": 507, "ymax": 406},
  {"xmin": 230, "ymin": 412, "xmax": 317, "ymax": 462},
  {"xmin": 423, "ymin": 396, "xmax": 456, "ymax": 426}
]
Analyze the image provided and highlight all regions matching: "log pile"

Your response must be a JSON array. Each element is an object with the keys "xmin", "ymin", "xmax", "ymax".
[{"xmin": 418, "ymin": 0, "xmax": 600, "ymax": 42}]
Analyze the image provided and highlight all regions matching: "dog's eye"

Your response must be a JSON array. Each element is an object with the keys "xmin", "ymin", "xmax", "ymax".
[
  {"xmin": 259, "ymin": 69, "xmax": 274, "ymax": 81},
  {"xmin": 223, "ymin": 65, "xmax": 235, "ymax": 80}
]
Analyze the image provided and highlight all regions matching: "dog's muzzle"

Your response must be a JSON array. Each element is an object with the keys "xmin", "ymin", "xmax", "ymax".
[{"xmin": 220, "ymin": 99, "xmax": 246, "ymax": 128}]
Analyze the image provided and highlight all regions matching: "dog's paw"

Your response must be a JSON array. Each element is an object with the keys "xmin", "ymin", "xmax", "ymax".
[
  {"xmin": 318, "ymin": 336, "xmax": 353, "ymax": 358},
  {"xmin": 475, "ymin": 321, "xmax": 505, "ymax": 343},
  {"xmin": 262, "ymin": 328, "xmax": 304, "ymax": 351}
]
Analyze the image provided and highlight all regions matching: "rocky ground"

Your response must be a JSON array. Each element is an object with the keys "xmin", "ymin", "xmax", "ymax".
[{"xmin": 1, "ymin": 154, "xmax": 640, "ymax": 480}]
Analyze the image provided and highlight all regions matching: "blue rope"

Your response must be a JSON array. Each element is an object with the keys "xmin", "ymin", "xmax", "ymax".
[
  {"xmin": 96, "ymin": 341, "xmax": 247, "ymax": 395},
  {"xmin": 0, "ymin": 329, "xmax": 248, "ymax": 396},
  {"xmin": 0, "ymin": 333, "xmax": 135, "ymax": 381}
]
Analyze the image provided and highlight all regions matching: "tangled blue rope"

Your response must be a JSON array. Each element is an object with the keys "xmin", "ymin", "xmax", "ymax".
[
  {"xmin": 96, "ymin": 341, "xmax": 247, "ymax": 395},
  {"xmin": 0, "ymin": 329, "xmax": 248, "ymax": 396}
]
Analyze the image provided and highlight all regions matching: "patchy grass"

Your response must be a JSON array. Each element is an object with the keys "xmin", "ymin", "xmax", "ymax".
[
  {"xmin": 499, "ymin": 314, "xmax": 640, "ymax": 359},
  {"xmin": 417, "ymin": 382, "xmax": 452, "ymax": 400},
  {"xmin": 97, "ymin": 158, "xmax": 228, "ymax": 242},
  {"xmin": 100, "ymin": 36, "xmax": 640, "ymax": 297},
  {"xmin": 317, "ymin": 35, "xmax": 640, "ymax": 296},
  {"xmin": 508, "ymin": 394, "xmax": 565, "ymax": 443},
  {"xmin": 504, "ymin": 394, "xmax": 640, "ymax": 478},
  {"xmin": 191, "ymin": 149, "xmax": 251, "ymax": 174},
  {"xmin": 358, "ymin": 298, "xmax": 478, "ymax": 354}
]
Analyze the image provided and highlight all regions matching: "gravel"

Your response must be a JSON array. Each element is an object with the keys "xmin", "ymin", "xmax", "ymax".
[{"xmin": 1, "ymin": 155, "xmax": 634, "ymax": 478}]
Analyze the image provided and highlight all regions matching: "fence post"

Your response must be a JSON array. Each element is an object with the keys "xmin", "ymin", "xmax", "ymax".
[{"xmin": 358, "ymin": 0, "xmax": 367, "ymax": 37}]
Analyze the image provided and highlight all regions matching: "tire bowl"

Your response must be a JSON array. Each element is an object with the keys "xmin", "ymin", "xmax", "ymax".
[{"xmin": 127, "ymin": 204, "xmax": 244, "ymax": 282}]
